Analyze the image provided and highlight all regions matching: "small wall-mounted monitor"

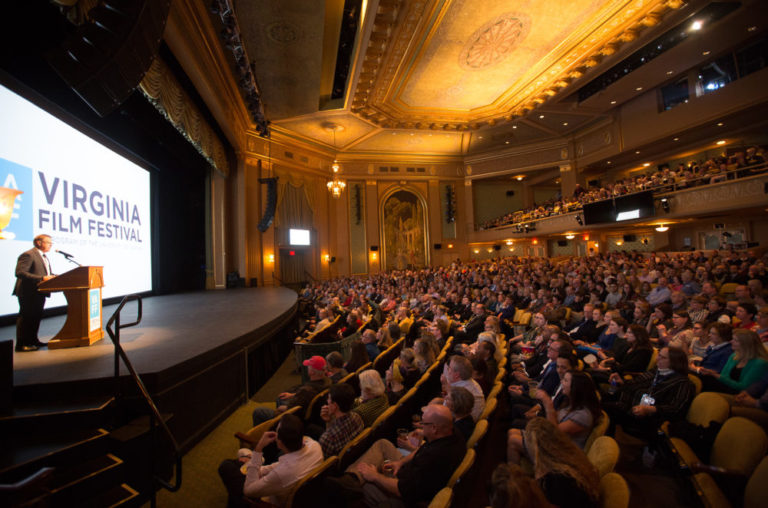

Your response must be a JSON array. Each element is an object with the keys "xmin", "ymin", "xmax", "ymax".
[{"xmin": 289, "ymin": 228, "xmax": 311, "ymax": 246}]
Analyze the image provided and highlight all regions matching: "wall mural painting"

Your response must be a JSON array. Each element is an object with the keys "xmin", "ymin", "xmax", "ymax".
[{"xmin": 383, "ymin": 190, "xmax": 426, "ymax": 271}]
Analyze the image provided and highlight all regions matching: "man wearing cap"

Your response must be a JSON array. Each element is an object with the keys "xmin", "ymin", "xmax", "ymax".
[{"xmin": 251, "ymin": 355, "xmax": 331, "ymax": 426}]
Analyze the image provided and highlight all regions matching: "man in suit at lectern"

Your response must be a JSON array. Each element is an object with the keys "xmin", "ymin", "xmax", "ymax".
[{"xmin": 13, "ymin": 234, "xmax": 56, "ymax": 352}]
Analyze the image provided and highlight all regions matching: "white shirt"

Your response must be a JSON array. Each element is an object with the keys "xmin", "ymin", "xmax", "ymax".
[{"xmin": 244, "ymin": 436, "xmax": 323, "ymax": 505}]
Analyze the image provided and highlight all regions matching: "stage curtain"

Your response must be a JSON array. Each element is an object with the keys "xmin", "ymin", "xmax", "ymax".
[
  {"xmin": 139, "ymin": 57, "xmax": 230, "ymax": 177},
  {"xmin": 276, "ymin": 181, "xmax": 313, "ymax": 229}
]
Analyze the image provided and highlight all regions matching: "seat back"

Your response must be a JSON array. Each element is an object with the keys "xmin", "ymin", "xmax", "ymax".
[
  {"xmin": 599, "ymin": 472, "xmax": 630, "ymax": 508},
  {"xmin": 447, "ymin": 448, "xmax": 475, "ymax": 488},
  {"xmin": 587, "ymin": 436, "xmax": 620, "ymax": 478},
  {"xmin": 710, "ymin": 417, "xmax": 768, "ymax": 475},
  {"xmin": 305, "ymin": 388, "xmax": 330, "ymax": 422},
  {"xmin": 647, "ymin": 348, "xmax": 658, "ymax": 371},
  {"xmin": 686, "ymin": 392, "xmax": 730, "ymax": 427},
  {"xmin": 466, "ymin": 419, "xmax": 488, "ymax": 449},
  {"xmin": 745, "ymin": 455, "xmax": 768, "ymax": 508},
  {"xmin": 584, "ymin": 411, "xmax": 610, "ymax": 453},
  {"xmin": 478, "ymin": 397, "xmax": 498, "ymax": 422},
  {"xmin": 239, "ymin": 405, "xmax": 301, "ymax": 445},
  {"xmin": 427, "ymin": 487, "xmax": 453, "ymax": 508},
  {"xmin": 687, "ymin": 374, "xmax": 703, "ymax": 396},
  {"xmin": 337, "ymin": 427, "xmax": 373, "ymax": 472},
  {"xmin": 286, "ymin": 456, "xmax": 338, "ymax": 508}
]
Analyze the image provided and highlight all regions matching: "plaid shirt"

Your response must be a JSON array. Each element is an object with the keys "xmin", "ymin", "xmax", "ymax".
[{"xmin": 319, "ymin": 412, "xmax": 364, "ymax": 457}]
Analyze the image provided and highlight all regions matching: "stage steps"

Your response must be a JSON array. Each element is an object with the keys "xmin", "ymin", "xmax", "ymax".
[{"xmin": 0, "ymin": 398, "xmax": 156, "ymax": 507}]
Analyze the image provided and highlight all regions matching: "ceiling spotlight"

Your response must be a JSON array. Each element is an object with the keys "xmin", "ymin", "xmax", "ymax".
[
  {"xmin": 660, "ymin": 197, "xmax": 670, "ymax": 212},
  {"xmin": 607, "ymin": 161, "xmax": 612, "ymax": 165},
  {"xmin": 673, "ymin": 137, "xmax": 679, "ymax": 141},
  {"xmin": 635, "ymin": 87, "xmax": 643, "ymax": 91},
  {"xmin": 505, "ymin": 140, "xmax": 510, "ymax": 144},
  {"xmin": 506, "ymin": 240, "xmax": 513, "ymax": 245},
  {"xmin": 512, "ymin": 125, "xmax": 518, "ymax": 129},
  {"xmin": 563, "ymin": 122, "xmax": 569, "ymax": 126},
  {"xmin": 516, "ymin": 176, "xmax": 524, "ymax": 181},
  {"xmin": 478, "ymin": 136, "xmax": 483, "ymax": 139},
  {"xmin": 539, "ymin": 115, "xmax": 545, "ymax": 119},
  {"xmin": 655, "ymin": 224, "xmax": 669, "ymax": 232},
  {"xmin": 635, "ymin": 150, "xmax": 640, "ymax": 154},
  {"xmin": 748, "ymin": 26, "xmax": 757, "ymax": 32},
  {"xmin": 690, "ymin": 20, "xmax": 704, "ymax": 31},
  {"xmin": 666, "ymin": 70, "xmax": 674, "ymax": 75},
  {"xmin": 717, "ymin": 122, "xmax": 724, "ymax": 126},
  {"xmin": 643, "ymin": 163, "xmax": 650, "ymax": 167},
  {"xmin": 716, "ymin": 140, "xmax": 726, "ymax": 145},
  {"xmin": 702, "ymin": 51, "xmax": 711, "ymax": 56},
  {"xmin": 610, "ymin": 100, "xmax": 617, "ymax": 105},
  {"xmin": 575, "ymin": 215, "xmax": 584, "ymax": 226}
]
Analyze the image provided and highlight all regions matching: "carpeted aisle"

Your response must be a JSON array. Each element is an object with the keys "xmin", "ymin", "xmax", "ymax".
[{"xmin": 152, "ymin": 351, "xmax": 301, "ymax": 507}]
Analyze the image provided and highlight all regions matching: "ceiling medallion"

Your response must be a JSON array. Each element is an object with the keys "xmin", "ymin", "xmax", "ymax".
[
  {"xmin": 266, "ymin": 21, "xmax": 300, "ymax": 45},
  {"xmin": 460, "ymin": 13, "xmax": 531, "ymax": 70}
]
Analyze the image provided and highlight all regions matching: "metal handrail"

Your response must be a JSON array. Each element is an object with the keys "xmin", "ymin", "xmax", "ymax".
[
  {"xmin": 105, "ymin": 295, "xmax": 182, "ymax": 506},
  {"xmin": 304, "ymin": 270, "xmax": 317, "ymax": 283},
  {"xmin": 272, "ymin": 272, "xmax": 283, "ymax": 286}
]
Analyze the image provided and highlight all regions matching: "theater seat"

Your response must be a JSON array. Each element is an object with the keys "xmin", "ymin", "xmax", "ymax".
[
  {"xmin": 587, "ymin": 436, "xmax": 620, "ymax": 478},
  {"xmin": 427, "ymin": 487, "xmax": 452, "ymax": 508},
  {"xmin": 584, "ymin": 411, "xmax": 610, "ymax": 453},
  {"xmin": 599, "ymin": 472, "xmax": 630, "ymax": 508},
  {"xmin": 447, "ymin": 448, "xmax": 475, "ymax": 488}
]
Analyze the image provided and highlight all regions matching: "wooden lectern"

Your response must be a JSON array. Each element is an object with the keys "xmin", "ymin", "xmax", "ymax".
[{"xmin": 39, "ymin": 266, "xmax": 105, "ymax": 349}]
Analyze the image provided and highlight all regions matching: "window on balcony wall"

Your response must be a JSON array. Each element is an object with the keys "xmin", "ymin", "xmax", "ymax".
[
  {"xmin": 660, "ymin": 77, "xmax": 689, "ymax": 110},
  {"xmin": 736, "ymin": 36, "xmax": 768, "ymax": 78},
  {"xmin": 695, "ymin": 55, "xmax": 737, "ymax": 97}
]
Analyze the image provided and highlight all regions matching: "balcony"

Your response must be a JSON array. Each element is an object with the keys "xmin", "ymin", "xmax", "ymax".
[{"xmin": 471, "ymin": 163, "xmax": 768, "ymax": 243}]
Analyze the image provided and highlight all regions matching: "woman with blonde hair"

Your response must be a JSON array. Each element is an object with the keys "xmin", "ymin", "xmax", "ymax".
[
  {"xmin": 376, "ymin": 325, "xmax": 394, "ymax": 350},
  {"xmin": 699, "ymin": 329, "xmax": 768, "ymax": 393},
  {"xmin": 518, "ymin": 418, "xmax": 600, "ymax": 508}
]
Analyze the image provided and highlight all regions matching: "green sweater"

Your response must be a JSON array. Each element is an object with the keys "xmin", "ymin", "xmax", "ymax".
[{"xmin": 719, "ymin": 355, "xmax": 768, "ymax": 391}]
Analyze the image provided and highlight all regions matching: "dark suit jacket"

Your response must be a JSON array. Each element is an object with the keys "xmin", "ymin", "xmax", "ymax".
[{"xmin": 14, "ymin": 248, "xmax": 50, "ymax": 298}]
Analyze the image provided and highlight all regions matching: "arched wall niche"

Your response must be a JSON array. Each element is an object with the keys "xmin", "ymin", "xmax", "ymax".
[{"xmin": 378, "ymin": 184, "xmax": 430, "ymax": 270}]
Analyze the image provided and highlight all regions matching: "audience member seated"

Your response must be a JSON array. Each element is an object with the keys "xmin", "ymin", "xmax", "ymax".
[
  {"xmin": 588, "ymin": 324, "xmax": 653, "ymax": 382},
  {"xmin": 730, "ymin": 371, "xmax": 768, "ymax": 429},
  {"xmin": 325, "ymin": 351, "xmax": 348, "ymax": 383},
  {"xmin": 489, "ymin": 463, "xmax": 551, "ymax": 508},
  {"xmin": 345, "ymin": 338, "xmax": 370, "ymax": 373},
  {"xmin": 353, "ymin": 369, "xmax": 390, "ymax": 427},
  {"xmin": 604, "ymin": 347, "xmax": 694, "ymax": 439},
  {"xmin": 413, "ymin": 337, "xmax": 436, "ymax": 373},
  {"xmin": 442, "ymin": 355, "xmax": 486, "ymax": 421},
  {"xmin": 218, "ymin": 413, "xmax": 323, "ymax": 507},
  {"xmin": 361, "ymin": 329, "xmax": 381, "ymax": 362},
  {"xmin": 509, "ymin": 370, "xmax": 599, "ymax": 454},
  {"xmin": 698, "ymin": 329, "xmax": 768, "ymax": 394},
  {"xmin": 251, "ymin": 355, "xmax": 332, "ymax": 427},
  {"xmin": 444, "ymin": 385, "xmax": 476, "ymax": 442},
  {"xmin": 328, "ymin": 404, "xmax": 465, "ymax": 508},
  {"xmin": 508, "ymin": 418, "xmax": 600, "ymax": 508},
  {"xmin": 317, "ymin": 383, "xmax": 365, "ymax": 458}
]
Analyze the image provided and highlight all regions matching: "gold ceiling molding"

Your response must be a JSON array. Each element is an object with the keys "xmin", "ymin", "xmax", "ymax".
[
  {"xmin": 140, "ymin": 56, "xmax": 230, "ymax": 176},
  {"xmin": 351, "ymin": 0, "xmax": 683, "ymax": 131}
]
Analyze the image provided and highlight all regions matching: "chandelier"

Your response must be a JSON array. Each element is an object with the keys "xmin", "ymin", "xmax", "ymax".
[{"xmin": 326, "ymin": 125, "xmax": 346, "ymax": 198}]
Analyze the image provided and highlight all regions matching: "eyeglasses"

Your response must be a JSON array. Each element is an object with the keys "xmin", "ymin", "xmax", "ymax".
[{"xmin": 421, "ymin": 421, "xmax": 436, "ymax": 427}]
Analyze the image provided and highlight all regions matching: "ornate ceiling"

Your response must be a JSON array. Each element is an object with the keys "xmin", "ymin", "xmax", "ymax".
[{"xmin": 232, "ymin": 0, "xmax": 718, "ymax": 157}]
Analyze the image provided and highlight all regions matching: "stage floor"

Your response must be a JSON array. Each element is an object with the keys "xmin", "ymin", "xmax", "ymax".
[{"xmin": 2, "ymin": 287, "xmax": 298, "ymax": 388}]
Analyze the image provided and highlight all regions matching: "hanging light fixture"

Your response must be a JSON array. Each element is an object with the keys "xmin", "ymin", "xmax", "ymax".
[
  {"xmin": 326, "ymin": 125, "xmax": 346, "ymax": 198},
  {"xmin": 655, "ymin": 224, "xmax": 669, "ymax": 232}
]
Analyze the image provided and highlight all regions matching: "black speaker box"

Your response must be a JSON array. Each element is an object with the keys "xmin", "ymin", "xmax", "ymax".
[
  {"xmin": 557, "ymin": 240, "xmax": 567, "ymax": 246},
  {"xmin": 370, "ymin": 246, "xmax": 379, "ymax": 252},
  {"xmin": 47, "ymin": 0, "xmax": 172, "ymax": 117},
  {"xmin": 434, "ymin": 243, "xmax": 442, "ymax": 250},
  {"xmin": 623, "ymin": 234, "xmax": 637, "ymax": 242}
]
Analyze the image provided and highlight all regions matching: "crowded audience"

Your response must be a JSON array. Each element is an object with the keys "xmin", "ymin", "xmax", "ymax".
[{"xmin": 221, "ymin": 246, "xmax": 768, "ymax": 506}]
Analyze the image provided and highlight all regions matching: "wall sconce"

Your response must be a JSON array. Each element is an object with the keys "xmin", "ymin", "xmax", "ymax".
[
  {"xmin": 447, "ymin": 243, "xmax": 454, "ymax": 249},
  {"xmin": 660, "ymin": 198, "xmax": 670, "ymax": 213},
  {"xmin": 532, "ymin": 239, "xmax": 538, "ymax": 245},
  {"xmin": 655, "ymin": 224, "xmax": 669, "ymax": 232},
  {"xmin": 473, "ymin": 249, "xmax": 480, "ymax": 254},
  {"xmin": 323, "ymin": 254, "xmax": 330, "ymax": 262},
  {"xmin": 371, "ymin": 251, "xmax": 378, "ymax": 260},
  {"xmin": 583, "ymin": 234, "xmax": 589, "ymax": 241},
  {"xmin": 267, "ymin": 253, "xmax": 275, "ymax": 263}
]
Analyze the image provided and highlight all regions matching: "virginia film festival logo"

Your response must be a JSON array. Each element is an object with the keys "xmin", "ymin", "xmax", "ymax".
[{"xmin": 0, "ymin": 157, "xmax": 32, "ymax": 241}]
